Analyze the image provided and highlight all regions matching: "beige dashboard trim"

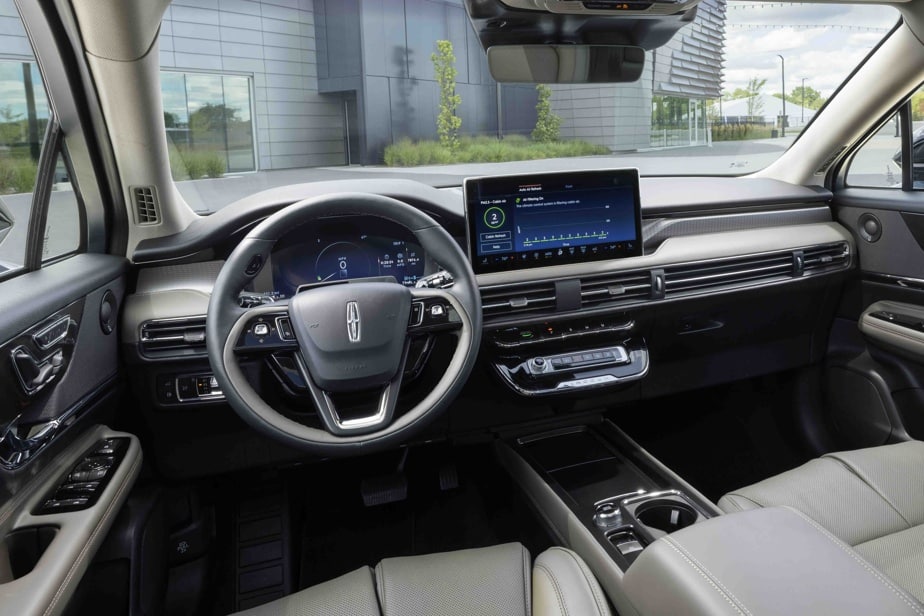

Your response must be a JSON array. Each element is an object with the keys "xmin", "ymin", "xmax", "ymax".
[{"xmin": 476, "ymin": 222, "xmax": 852, "ymax": 287}]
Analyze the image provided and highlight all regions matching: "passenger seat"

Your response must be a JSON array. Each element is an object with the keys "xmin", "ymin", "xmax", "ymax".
[{"xmin": 718, "ymin": 440, "xmax": 924, "ymax": 603}]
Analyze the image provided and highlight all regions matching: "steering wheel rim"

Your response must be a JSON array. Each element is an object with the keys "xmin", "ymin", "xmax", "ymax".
[{"xmin": 206, "ymin": 192, "xmax": 482, "ymax": 456}]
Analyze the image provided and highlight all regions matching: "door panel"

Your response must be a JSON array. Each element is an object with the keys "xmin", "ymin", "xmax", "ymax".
[{"xmin": 830, "ymin": 188, "xmax": 924, "ymax": 445}]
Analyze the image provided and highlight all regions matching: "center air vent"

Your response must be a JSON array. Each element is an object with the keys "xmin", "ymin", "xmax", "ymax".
[
  {"xmin": 580, "ymin": 270, "xmax": 652, "ymax": 308},
  {"xmin": 139, "ymin": 316, "xmax": 206, "ymax": 357},
  {"xmin": 664, "ymin": 252, "xmax": 794, "ymax": 295},
  {"xmin": 481, "ymin": 281, "xmax": 556, "ymax": 317}
]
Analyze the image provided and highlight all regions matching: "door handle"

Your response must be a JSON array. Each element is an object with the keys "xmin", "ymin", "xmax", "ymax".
[{"xmin": 11, "ymin": 347, "xmax": 65, "ymax": 395}]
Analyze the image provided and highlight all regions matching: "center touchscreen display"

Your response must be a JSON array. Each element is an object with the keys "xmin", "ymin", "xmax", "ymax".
[{"xmin": 464, "ymin": 169, "xmax": 642, "ymax": 274}]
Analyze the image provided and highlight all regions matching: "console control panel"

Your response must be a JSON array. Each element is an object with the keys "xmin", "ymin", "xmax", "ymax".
[
  {"xmin": 156, "ymin": 373, "xmax": 224, "ymax": 405},
  {"xmin": 526, "ymin": 346, "xmax": 629, "ymax": 375}
]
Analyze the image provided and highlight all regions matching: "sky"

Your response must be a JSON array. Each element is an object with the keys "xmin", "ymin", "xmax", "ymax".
[{"xmin": 723, "ymin": 2, "xmax": 900, "ymax": 98}]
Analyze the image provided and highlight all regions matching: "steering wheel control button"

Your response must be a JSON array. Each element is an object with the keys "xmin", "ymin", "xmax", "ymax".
[
  {"xmin": 276, "ymin": 317, "xmax": 295, "ymax": 340},
  {"xmin": 430, "ymin": 304, "xmax": 445, "ymax": 317},
  {"xmin": 244, "ymin": 254, "xmax": 264, "ymax": 276},
  {"xmin": 253, "ymin": 323, "xmax": 270, "ymax": 337}
]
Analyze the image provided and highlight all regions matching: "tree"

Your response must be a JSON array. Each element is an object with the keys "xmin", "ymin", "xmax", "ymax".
[
  {"xmin": 189, "ymin": 103, "xmax": 240, "ymax": 134},
  {"xmin": 773, "ymin": 86, "xmax": 826, "ymax": 111},
  {"xmin": 0, "ymin": 106, "xmax": 23, "ymax": 147},
  {"xmin": 431, "ymin": 40, "xmax": 461, "ymax": 152},
  {"xmin": 532, "ymin": 84, "xmax": 561, "ymax": 143},
  {"xmin": 744, "ymin": 77, "xmax": 766, "ymax": 117}
]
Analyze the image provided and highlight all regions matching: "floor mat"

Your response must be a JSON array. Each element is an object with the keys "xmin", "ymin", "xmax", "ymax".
[
  {"xmin": 292, "ymin": 444, "xmax": 553, "ymax": 589},
  {"xmin": 615, "ymin": 371, "xmax": 817, "ymax": 503}
]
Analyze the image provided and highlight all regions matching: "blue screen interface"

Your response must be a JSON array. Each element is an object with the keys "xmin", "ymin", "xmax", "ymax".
[{"xmin": 464, "ymin": 169, "xmax": 642, "ymax": 274}]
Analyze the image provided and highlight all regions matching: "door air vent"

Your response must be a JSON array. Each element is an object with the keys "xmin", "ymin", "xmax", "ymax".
[
  {"xmin": 139, "ymin": 316, "xmax": 206, "ymax": 357},
  {"xmin": 802, "ymin": 242, "xmax": 850, "ymax": 273},
  {"xmin": 132, "ymin": 186, "xmax": 160, "ymax": 225},
  {"xmin": 481, "ymin": 281, "xmax": 557, "ymax": 317},
  {"xmin": 580, "ymin": 270, "xmax": 652, "ymax": 308}
]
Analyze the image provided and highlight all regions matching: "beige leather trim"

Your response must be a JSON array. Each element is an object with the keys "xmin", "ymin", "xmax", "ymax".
[
  {"xmin": 860, "ymin": 300, "xmax": 924, "ymax": 360},
  {"xmin": 0, "ymin": 427, "xmax": 142, "ymax": 616}
]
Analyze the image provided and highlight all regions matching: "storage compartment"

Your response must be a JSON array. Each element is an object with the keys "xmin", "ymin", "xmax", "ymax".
[{"xmin": 0, "ymin": 526, "xmax": 57, "ymax": 582}]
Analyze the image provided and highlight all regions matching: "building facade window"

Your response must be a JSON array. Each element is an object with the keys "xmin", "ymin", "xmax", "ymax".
[
  {"xmin": 161, "ymin": 71, "xmax": 255, "ymax": 177},
  {"xmin": 651, "ymin": 96, "xmax": 709, "ymax": 148}
]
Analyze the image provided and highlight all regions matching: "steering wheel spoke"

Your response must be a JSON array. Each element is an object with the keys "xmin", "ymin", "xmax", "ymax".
[
  {"xmin": 408, "ymin": 288, "xmax": 464, "ymax": 335},
  {"xmin": 294, "ymin": 343, "xmax": 409, "ymax": 436}
]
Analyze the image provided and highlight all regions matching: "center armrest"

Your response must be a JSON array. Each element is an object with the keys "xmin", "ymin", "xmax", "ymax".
[{"xmin": 622, "ymin": 506, "xmax": 924, "ymax": 616}]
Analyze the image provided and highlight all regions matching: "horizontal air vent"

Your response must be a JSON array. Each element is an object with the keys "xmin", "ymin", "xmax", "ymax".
[
  {"xmin": 803, "ymin": 242, "xmax": 850, "ymax": 273},
  {"xmin": 139, "ymin": 317, "xmax": 206, "ymax": 356},
  {"xmin": 580, "ymin": 270, "xmax": 652, "ymax": 308},
  {"xmin": 481, "ymin": 281, "xmax": 556, "ymax": 317},
  {"xmin": 664, "ymin": 252, "xmax": 794, "ymax": 295}
]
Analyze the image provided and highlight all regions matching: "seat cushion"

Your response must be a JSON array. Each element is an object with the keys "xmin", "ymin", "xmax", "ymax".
[
  {"xmin": 233, "ymin": 566, "xmax": 379, "ymax": 616},
  {"xmin": 374, "ymin": 543, "xmax": 530, "ymax": 616},
  {"xmin": 718, "ymin": 440, "xmax": 924, "ymax": 602},
  {"xmin": 533, "ymin": 547, "xmax": 611, "ymax": 616}
]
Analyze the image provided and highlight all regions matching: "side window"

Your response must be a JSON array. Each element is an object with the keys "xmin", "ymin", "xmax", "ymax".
[
  {"xmin": 847, "ymin": 85, "xmax": 924, "ymax": 190},
  {"xmin": 846, "ymin": 110, "xmax": 902, "ymax": 189},
  {"xmin": 0, "ymin": 14, "xmax": 84, "ymax": 278}
]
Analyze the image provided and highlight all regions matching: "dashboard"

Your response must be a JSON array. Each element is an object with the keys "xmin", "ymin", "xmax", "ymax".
[{"xmin": 261, "ymin": 216, "xmax": 429, "ymax": 299}]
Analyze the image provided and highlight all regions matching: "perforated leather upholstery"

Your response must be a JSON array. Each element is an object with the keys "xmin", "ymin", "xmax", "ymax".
[
  {"xmin": 232, "ymin": 543, "xmax": 611, "ymax": 616},
  {"xmin": 718, "ymin": 440, "xmax": 924, "ymax": 603}
]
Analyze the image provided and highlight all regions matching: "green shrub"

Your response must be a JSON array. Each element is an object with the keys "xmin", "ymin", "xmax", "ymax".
[
  {"xmin": 711, "ymin": 123, "xmax": 776, "ymax": 142},
  {"xmin": 432, "ymin": 40, "xmax": 462, "ymax": 152},
  {"xmin": 0, "ymin": 156, "xmax": 38, "ymax": 193},
  {"xmin": 202, "ymin": 151, "xmax": 226, "ymax": 178},
  {"xmin": 532, "ymin": 84, "xmax": 561, "ymax": 143},
  {"xmin": 382, "ymin": 136, "xmax": 607, "ymax": 166}
]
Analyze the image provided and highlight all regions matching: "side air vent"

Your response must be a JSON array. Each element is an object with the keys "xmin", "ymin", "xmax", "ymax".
[
  {"xmin": 139, "ymin": 316, "xmax": 206, "ymax": 357},
  {"xmin": 481, "ymin": 281, "xmax": 556, "ymax": 317},
  {"xmin": 580, "ymin": 270, "xmax": 652, "ymax": 308},
  {"xmin": 132, "ymin": 186, "xmax": 160, "ymax": 225},
  {"xmin": 665, "ymin": 251, "xmax": 795, "ymax": 295},
  {"xmin": 803, "ymin": 242, "xmax": 850, "ymax": 273}
]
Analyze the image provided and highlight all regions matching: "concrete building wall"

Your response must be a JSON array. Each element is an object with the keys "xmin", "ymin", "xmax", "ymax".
[
  {"xmin": 553, "ymin": 0, "xmax": 726, "ymax": 152},
  {"xmin": 160, "ymin": 0, "xmax": 346, "ymax": 170}
]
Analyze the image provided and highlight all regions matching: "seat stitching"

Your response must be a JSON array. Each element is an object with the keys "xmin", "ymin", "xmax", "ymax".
[
  {"xmin": 44, "ymin": 451, "xmax": 141, "ymax": 616},
  {"xmin": 548, "ymin": 547, "xmax": 608, "ymax": 616},
  {"xmin": 665, "ymin": 537, "xmax": 754, "ymax": 616},
  {"xmin": 787, "ymin": 507, "xmax": 924, "ymax": 616},
  {"xmin": 721, "ymin": 494, "xmax": 763, "ymax": 512},
  {"xmin": 523, "ymin": 545, "xmax": 532, "ymax": 616},
  {"xmin": 375, "ymin": 563, "xmax": 387, "ymax": 614},
  {"xmin": 824, "ymin": 456, "xmax": 914, "ymax": 531},
  {"xmin": 535, "ymin": 562, "xmax": 570, "ymax": 616},
  {"xmin": 660, "ymin": 539, "xmax": 746, "ymax": 616}
]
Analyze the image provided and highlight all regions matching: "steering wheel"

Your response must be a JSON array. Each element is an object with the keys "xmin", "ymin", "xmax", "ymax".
[{"xmin": 206, "ymin": 193, "xmax": 482, "ymax": 456}]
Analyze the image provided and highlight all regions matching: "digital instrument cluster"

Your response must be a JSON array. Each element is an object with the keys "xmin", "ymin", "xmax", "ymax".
[{"xmin": 268, "ymin": 217, "xmax": 427, "ymax": 298}]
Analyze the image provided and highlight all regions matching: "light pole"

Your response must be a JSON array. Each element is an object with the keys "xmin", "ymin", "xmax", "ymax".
[
  {"xmin": 777, "ymin": 54, "xmax": 786, "ymax": 138},
  {"xmin": 801, "ymin": 77, "xmax": 806, "ymax": 124}
]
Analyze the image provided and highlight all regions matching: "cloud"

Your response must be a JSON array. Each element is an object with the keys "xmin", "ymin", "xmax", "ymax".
[{"xmin": 721, "ymin": 3, "xmax": 900, "ymax": 97}]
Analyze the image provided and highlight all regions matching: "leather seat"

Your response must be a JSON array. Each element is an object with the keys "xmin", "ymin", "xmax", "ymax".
[
  {"xmin": 233, "ymin": 542, "xmax": 612, "ymax": 616},
  {"xmin": 718, "ymin": 440, "xmax": 924, "ymax": 603}
]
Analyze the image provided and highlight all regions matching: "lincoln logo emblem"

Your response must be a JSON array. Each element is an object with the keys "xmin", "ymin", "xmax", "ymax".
[{"xmin": 346, "ymin": 301, "xmax": 361, "ymax": 343}]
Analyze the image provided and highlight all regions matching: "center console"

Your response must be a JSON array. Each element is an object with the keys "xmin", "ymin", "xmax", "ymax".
[{"xmin": 496, "ymin": 420, "xmax": 721, "ymax": 615}]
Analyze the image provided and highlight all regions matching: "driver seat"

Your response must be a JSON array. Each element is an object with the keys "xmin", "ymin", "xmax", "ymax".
[{"xmin": 232, "ymin": 542, "xmax": 612, "ymax": 616}]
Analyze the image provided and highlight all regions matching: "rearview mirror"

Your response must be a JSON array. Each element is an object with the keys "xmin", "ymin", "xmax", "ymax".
[{"xmin": 487, "ymin": 45, "xmax": 645, "ymax": 84}]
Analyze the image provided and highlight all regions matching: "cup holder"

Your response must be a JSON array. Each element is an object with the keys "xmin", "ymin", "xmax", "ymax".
[{"xmin": 634, "ymin": 499, "xmax": 698, "ymax": 533}]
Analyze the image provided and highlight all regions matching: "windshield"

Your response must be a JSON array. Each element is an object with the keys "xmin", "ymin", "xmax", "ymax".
[{"xmin": 163, "ymin": 2, "xmax": 891, "ymax": 211}]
